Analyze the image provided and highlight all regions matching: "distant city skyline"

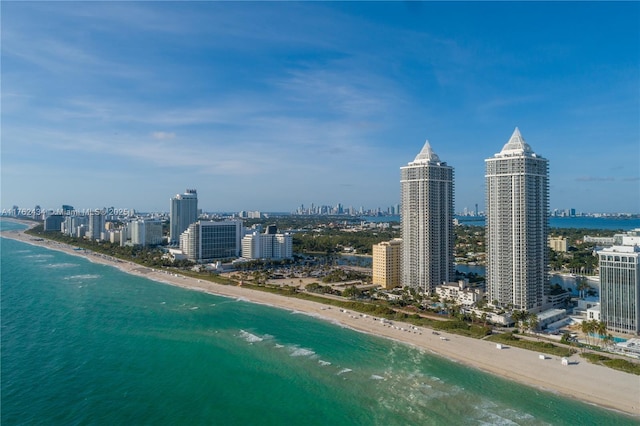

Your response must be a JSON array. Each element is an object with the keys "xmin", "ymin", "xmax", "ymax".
[{"xmin": 2, "ymin": 2, "xmax": 639, "ymax": 213}]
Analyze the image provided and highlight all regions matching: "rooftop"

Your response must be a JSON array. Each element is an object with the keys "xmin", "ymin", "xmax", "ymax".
[
  {"xmin": 491, "ymin": 127, "xmax": 543, "ymax": 159},
  {"xmin": 408, "ymin": 140, "xmax": 446, "ymax": 166}
]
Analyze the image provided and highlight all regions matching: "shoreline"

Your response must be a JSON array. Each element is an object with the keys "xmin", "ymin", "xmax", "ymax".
[{"xmin": 1, "ymin": 225, "xmax": 639, "ymax": 417}]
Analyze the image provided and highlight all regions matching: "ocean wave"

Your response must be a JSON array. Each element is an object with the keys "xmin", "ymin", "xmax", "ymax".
[
  {"xmin": 337, "ymin": 368, "xmax": 352, "ymax": 375},
  {"xmin": 290, "ymin": 347, "xmax": 315, "ymax": 357},
  {"xmin": 290, "ymin": 310, "xmax": 324, "ymax": 320},
  {"xmin": 64, "ymin": 274, "xmax": 100, "ymax": 280},
  {"xmin": 26, "ymin": 254, "xmax": 53, "ymax": 258},
  {"xmin": 318, "ymin": 360, "xmax": 331, "ymax": 366},
  {"xmin": 327, "ymin": 318, "xmax": 349, "ymax": 328},
  {"xmin": 45, "ymin": 263, "xmax": 79, "ymax": 268},
  {"xmin": 238, "ymin": 330, "xmax": 263, "ymax": 343},
  {"xmin": 501, "ymin": 409, "xmax": 535, "ymax": 422},
  {"xmin": 370, "ymin": 374, "xmax": 385, "ymax": 380},
  {"xmin": 476, "ymin": 410, "xmax": 522, "ymax": 426}
]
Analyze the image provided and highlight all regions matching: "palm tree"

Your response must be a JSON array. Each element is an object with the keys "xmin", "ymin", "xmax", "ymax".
[
  {"xmin": 510, "ymin": 310, "xmax": 521, "ymax": 330},
  {"xmin": 596, "ymin": 321, "xmax": 608, "ymax": 346},
  {"xmin": 447, "ymin": 301, "xmax": 457, "ymax": 318},
  {"xmin": 581, "ymin": 319, "xmax": 600, "ymax": 346},
  {"xmin": 451, "ymin": 304, "xmax": 463, "ymax": 320},
  {"xmin": 576, "ymin": 277, "xmax": 591, "ymax": 299},
  {"xmin": 441, "ymin": 300, "xmax": 449, "ymax": 316},
  {"xmin": 528, "ymin": 314, "xmax": 539, "ymax": 334},
  {"xmin": 603, "ymin": 333, "xmax": 615, "ymax": 349},
  {"xmin": 590, "ymin": 319, "xmax": 600, "ymax": 342},
  {"xmin": 581, "ymin": 320, "xmax": 592, "ymax": 346},
  {"xmin": 408, "ymin": 287, "xmax": 418, "ymax": 299},
  {"xmin": 511, "ymin": 310, "xmax": 527, "ymax": 332}
]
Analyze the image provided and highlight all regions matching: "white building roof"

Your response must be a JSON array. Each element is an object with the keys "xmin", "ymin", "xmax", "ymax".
[
  {"xmin": 491, "ymin": 127, "xmax": 543, "ymax": 159},
  {"xmin": 537, "ymin": 308, "xmax": 566, "ymax": 321},
  {"xmin": 599, "ymin": 245, "xmax": 640, "ymax": 254},
  {"xmin": 410, "ymin": 140, "xmax": 441, "ymax": 164},
  {"xmin": 501, "ymin": 127, "xmax": 532, "ymax": 153}
]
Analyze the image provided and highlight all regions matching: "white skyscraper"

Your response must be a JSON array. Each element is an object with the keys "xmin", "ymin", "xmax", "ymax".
[
  {"xmin": 401, "ymin": 140, "xmax": 454, "ymax": 293},
  {"xmin": 241, "ymin": 231, "xmax": 293, "ymax": 260},
  {"xmin": 485, "ymin": 128, "xmax": 549, "ymax": 312},
  {"xmin": 130, "ymin": 219, "xmax": 163, "ymax": 247},
  {"xmin": 169, "ymin": 189, "xmax": 198, "ymax": 245}
]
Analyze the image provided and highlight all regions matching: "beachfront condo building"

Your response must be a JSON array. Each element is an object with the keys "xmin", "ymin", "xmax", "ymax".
[
  {"xmin": 62, "ymin": 215, "xmax": 88, "ymax": 237},
  {"xmin": 88, "ymin": 211, "xmax": 106, "ymax": 241},
  {"xmin": 597, "ymin": 231, "xmax": 640, "ymax": 335},
  {"xmin": 485, "ymin": 128, "xmax": 549, "ymax": 312},
  {"xmin": 43, "ymin": 214, "xmax": 65, "ymax": 232},
  {"xmin": 169, "ymin": 189, "xmax": 198, "ymax": 245},
  {"xmin": 241, "ymin": 231, "xmax": 293, "ymax": 260},
  {"xmin": 372, "ymin": 239, "xmax": 402, "ymax": 290},
  {"xmin": 180, "ymin": 220, "xmax": 243, "ymax": 262},
  {"xmin": 130, "ymin": 219, "xmax": 163, "ymax": 247},
  {"xmin": 400, "ymin": 140, "xmax": 454, "ymax": 293}
]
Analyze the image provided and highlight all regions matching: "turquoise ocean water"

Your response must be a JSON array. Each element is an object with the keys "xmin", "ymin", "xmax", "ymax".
[{"xmin": 1, "ymin": 220, "xmax": 637, "ymax": 425}]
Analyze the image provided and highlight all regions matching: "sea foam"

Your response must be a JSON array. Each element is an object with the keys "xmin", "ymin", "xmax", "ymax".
[
  {"xmin": 290, "ymin": 347, "xmax": 315, "ymax": 357},
  {"xmin": 238, "ymin": 330, "xmax": 263, "ymax": 343},
  {"xmin": 45, "ymin": 263, "xmax": 79, "ymax": 269},
  {"xmin": 64, "ymin": 274, "xmax": 100, "ymax": 280}
]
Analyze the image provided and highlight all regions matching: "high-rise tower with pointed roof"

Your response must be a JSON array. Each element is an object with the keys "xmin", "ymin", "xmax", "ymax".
[
  {"xmin": 400, "ymin": 140, "xmax": 454, "ymax": 293},
  {"xmin": 485, "ymin": 128, "xmax": 549, "ymax": 312}
]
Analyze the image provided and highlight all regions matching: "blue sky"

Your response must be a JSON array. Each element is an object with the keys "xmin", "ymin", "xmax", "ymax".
[{"xmin": 2, "ymin": 2, "xmax": 639, "ymax": 214}]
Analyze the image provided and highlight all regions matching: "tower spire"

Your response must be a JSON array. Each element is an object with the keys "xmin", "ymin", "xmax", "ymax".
[
  {"xmin": 500, "ymin": 127, "xmax": 533, "ymax": 154},
  {"xmin": 413, "ymin": 139, "xmax": 441, "ymax": 163}
]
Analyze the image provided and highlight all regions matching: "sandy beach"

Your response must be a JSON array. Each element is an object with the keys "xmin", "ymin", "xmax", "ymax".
[{"xmin": 2, "ymin": 225, "xmax": 639, "ymax": 417}]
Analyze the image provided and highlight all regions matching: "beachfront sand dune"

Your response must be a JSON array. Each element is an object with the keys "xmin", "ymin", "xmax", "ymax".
[{"xmin": 2, "ymin": 225, "xmax": 639, "ymax": 417}]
